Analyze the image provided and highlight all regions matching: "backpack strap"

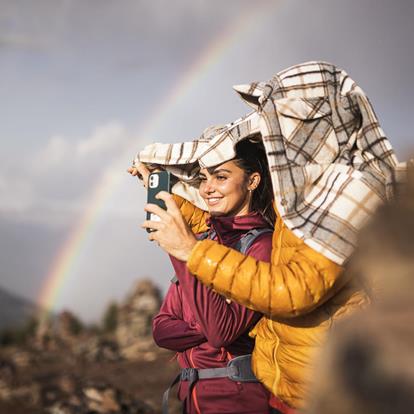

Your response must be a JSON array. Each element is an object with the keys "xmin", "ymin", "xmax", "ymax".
[
  {"xmin": 234, "ymin": 228, "xmax": 273, "ymax": 254},
  {"xmin": 200, "ymin": 227, "xmax": 272, "ymax": 254},
  {"xmin": 197, "ymin": 230, "xmax": 215, "ymax": 241},
  {"xmin": 170, "ymin": 228, "xmax": 272, "ymax": 284},
  {"xmin": 162, "ymin": 355, "xmax": 258, "ymax": 414}
]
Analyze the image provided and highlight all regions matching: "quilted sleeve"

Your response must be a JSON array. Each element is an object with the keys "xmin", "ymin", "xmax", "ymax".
[
  {"xmin": 186, "ymin": 235, "xmax": 344, "ymax": 318},
  {"xmin": 173, "ymin": 194, "xmax": 209, "ymax": 234}
]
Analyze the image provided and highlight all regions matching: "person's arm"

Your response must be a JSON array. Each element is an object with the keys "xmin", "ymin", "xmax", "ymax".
[
  {"xmin": 169, "ymin": 233, "xmax": 272, "ymax": 348},
  {"xmin": 187, "ymin": 224, "xmax": 344, "ymax": 318},
  {"xmin": 152, "ymin": 283, "xmax": 206, "ymax": 352},
  {"xmin": 142, "ymin": 193, "xmax": 344, "ymax": 317}
]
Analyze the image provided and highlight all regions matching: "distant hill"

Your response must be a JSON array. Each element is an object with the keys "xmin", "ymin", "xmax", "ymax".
[{"xmin": 0, "ymin": 286, "xmax": 38, "ymax": 330}]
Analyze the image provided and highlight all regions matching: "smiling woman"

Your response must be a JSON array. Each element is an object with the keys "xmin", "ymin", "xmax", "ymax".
[{"xmin": 131, "ymin": 140, "xmax": 275, "ymax": 413}]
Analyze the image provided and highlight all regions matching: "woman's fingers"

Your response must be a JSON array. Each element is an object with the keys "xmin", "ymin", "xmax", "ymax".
[
  {"xmin": 141, "ymin": 220, "xmax": 162, "ymax": 232},
  {"xmin": 136, "ymin": 163, "xmax": 151, "ymax": 187},
  {"xmin": 147, "ymin": 230, "xmax": 159, "ymax": 242},
  {"xmin": 127, "ymin": 166, "xmax": 138, "ymax": 176},
  {"xmin": 156, "ymin": 191, "xmax": 181, "ymax": 216},
  {"xmin": 144, "ymin": 203, "xmax": 170, "ymax": 221},
  {"xmin": 127, "ymin": 162, "xmax": 153, "ymax": 187}
]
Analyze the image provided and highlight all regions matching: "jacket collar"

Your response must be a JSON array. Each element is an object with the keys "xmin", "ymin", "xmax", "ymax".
[{"xmin": 207, "ymin": 211, "xmax": 270, "ymax": 245}]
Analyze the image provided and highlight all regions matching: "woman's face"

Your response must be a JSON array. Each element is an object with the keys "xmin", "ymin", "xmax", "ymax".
[{"xmin": 199, "ymin": 160, "xmax": 258, "ymax": 217}]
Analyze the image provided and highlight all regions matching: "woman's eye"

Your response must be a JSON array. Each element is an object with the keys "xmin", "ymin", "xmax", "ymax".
[
  {"xmin": 199, "ymin": 176, "xmax": 206, "ymax": 181},
  {"xmin": 216, "ymin": 175, "xmax": 227, "ymax": 181}
]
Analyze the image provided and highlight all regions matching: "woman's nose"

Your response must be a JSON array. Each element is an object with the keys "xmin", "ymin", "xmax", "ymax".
[{"xmin": 203, "ymin": 180, "xmax": 216, "ymax": 194}]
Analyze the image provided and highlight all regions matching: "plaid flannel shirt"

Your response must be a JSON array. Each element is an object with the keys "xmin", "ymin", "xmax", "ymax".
[{"xmin": 137, "ymin": 61, "xmax": 405, "ymax": 265}]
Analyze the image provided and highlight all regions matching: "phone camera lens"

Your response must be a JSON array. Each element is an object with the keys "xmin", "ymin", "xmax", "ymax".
[{"xmin": 149, "ymin": 174, "xmax": 159, "ymax": 188}]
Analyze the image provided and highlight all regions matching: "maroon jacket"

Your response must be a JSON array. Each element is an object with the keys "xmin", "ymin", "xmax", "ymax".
[{"xmin": 153, "ymin": 212, "xmax": 272, "ymax": 414}]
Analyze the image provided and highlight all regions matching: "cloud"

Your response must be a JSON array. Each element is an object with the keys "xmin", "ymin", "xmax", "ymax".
[
  {"xmin": 0, "ymin": 34, "xmax": 50, "ymax": 51},
  {"xmin": 32, "ymin": 122, "xmax": 130, "ymax": 170},
  {"xmin": 0, "ymin": 121, "xmax": 139, "ymax": 226},
  {"xmin": 76, "ymin": 123, "xmax": 127, "ymax": 157}
]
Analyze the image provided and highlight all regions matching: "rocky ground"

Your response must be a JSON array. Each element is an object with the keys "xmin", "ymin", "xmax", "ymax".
[
  {"xmin": 0, "ymin": 345, "xmax": 181, "ymax": 414},
  {"xmin": 0, "ymin": 280, "xmax": 183, "ymax": 414}
]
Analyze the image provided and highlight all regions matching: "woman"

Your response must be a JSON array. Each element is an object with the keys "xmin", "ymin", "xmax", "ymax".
[
  {"xmin": 142, "ymin": 140, "xmax": 274, "ymax": 413},
  {"xmin": 131, "ymin": 62, "xmax": 403, "ymax": 413}
]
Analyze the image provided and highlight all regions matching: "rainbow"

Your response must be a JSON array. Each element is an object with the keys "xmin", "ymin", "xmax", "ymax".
[{"xmin": 36, "ymin": 2, "xmax": 274, "ymax": 320}]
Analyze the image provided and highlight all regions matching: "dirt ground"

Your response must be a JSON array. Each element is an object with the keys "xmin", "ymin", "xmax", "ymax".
[{"xmin": 0, "ymin": 349, "xmax": 182, "ymax": 414}]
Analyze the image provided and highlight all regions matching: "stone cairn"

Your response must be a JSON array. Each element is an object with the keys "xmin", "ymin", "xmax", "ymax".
[{"xmin": 116, "ymin": 279, "xmax": 162, "ymax": 361}]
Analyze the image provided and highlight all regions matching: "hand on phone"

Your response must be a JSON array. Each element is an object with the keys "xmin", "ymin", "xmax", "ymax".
[
  {"xmin": 127, "ymin": 162, "xmax": 161, "ymax": 188},
  {"xmin": 143, "ymin": 191, "xmax": 198, "ymax": 261}
]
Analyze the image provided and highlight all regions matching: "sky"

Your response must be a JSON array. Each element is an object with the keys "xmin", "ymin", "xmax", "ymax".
[{"xmin": 0, "ymin": 0, "xmax": 413, "ymax": 322}]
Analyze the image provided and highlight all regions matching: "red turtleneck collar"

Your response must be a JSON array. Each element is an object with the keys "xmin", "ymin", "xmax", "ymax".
[{"xmin": 206, "ymin": 211, "xmax": 271, "ymax": 246}]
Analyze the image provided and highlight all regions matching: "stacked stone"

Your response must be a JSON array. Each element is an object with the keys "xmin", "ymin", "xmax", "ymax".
[{"xmin": 116, "ymin": 279, "xmax": 162, "ymax": 360}]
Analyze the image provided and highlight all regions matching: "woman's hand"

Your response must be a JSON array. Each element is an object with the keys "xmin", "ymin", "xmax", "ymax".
[
  {"xmin": 127, "ymin": 162, "xmax": 152, "ymax": 188},
  {"xmin": 142, "ymin": 191, "xmax": 198, "ymax": 262}
]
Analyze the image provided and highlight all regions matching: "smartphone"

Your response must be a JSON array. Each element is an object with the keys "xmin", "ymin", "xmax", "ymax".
[{"xmin": 146, "ymin": 171, "xmax": 172, "ymax": 232}]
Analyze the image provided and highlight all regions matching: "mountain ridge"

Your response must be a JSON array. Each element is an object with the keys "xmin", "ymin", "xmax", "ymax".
[{"xmin": 0, "ymin": 285, "xmax": 38, "ymax": 330}]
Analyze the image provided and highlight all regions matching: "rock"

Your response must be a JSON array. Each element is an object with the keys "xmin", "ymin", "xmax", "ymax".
[
  {"xmin": 84, "ymin": 385, "xmax": 121, "ymax": 412},
  {"xmin": 49, "ymin": 402, "xmax": 80, "ymax": 414},
  {"xmin": 56, "ymin": 311, "xmax": 83, "ymax": 343},
  {"xmin": 0, "ymin": 358, "xmax": 16, "ymax": 384},
  {"xmin": 10, "ymin": 349, "xmax": 32, "ymax": 368},
  {"xmin": 0, "ymin": 358, "xmax": 18, "ymax": 400},
  {"xmin": 56, "ymin": 374, "xmax": 78, "ymax": 394},
  {"xmin": 34, "ymin": 317, "xmax": 57, "ymax": 351},
  {"xmin": 116, "ymin": 279, "xmax": 162, "ymax": 360},
  {"xmin": 41, "ymin": 383, "xmax": 66, "ymax": 406},
  {"xmin": 0, "ymin": 381, "xmax": 40, "ymax": 406},
  {"xmin": 81, "ymin": 382, "xmax": 154, "ymax": 413},
  {"xmin": 73, "ymin": 337, "xmax": 121, "ymax": 363}
]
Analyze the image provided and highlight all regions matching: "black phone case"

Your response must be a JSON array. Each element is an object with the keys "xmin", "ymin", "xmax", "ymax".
[{"xmin": 146, "ymin": 171, "xmax": 171, "ymax": 232}]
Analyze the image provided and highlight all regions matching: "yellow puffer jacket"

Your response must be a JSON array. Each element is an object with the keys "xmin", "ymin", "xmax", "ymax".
[{"xmin": 174, "ymin": 196, "xmax": 369, "ymax": 410}]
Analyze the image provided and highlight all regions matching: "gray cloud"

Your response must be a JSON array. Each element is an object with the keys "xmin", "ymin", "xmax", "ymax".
[{"xmin": 0, "ymin": 121, "xmax": 138, "ymax": 227}]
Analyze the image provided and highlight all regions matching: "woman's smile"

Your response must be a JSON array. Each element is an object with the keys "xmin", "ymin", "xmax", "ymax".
[
  {"xmin": 199, "ymin": 160, "xmax": 258, "ymax": 217},
  {"xmin": 206, "ymin": 197, "xmax": 223, "ymax": 207}
]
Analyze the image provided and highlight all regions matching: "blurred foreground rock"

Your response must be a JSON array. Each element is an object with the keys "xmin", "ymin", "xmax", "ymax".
[{"xmin": 307, "ymin": 168, "xmax": 414, "ymax": 414}]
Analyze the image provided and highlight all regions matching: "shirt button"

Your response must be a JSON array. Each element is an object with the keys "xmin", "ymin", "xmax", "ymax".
[{"xmin": 280, "ymin": 198, "xmax": 288, "ymax": 206}]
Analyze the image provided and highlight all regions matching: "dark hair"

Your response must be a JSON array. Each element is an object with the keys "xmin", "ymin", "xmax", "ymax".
[{"xmin": 233, "ymin": 137, "xmax": 275, "ymax": 226}]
